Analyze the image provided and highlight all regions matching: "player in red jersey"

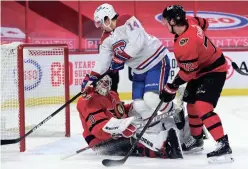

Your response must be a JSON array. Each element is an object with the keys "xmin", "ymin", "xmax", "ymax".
[
  {"xmin": 159, "ymin": 5, "xmax": 233, "ymax": 163},
  {"xmin": 77, "ymin": 75, "xmax": 183, "ymax": 158}
]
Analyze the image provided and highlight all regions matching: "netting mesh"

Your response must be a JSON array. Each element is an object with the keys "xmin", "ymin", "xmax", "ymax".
[
  {"xmin": 1, "ymin": 42, "xmax": 68, "ymax": 152},
  {"xmin": 1, "ymin": 42, "xmax": 21, "ymax": 152}
]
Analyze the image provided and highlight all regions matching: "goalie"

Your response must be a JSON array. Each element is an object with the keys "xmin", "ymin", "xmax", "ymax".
[{"xmin": 77, "ymin": 75, "xmax": 190, "ymax": 159}]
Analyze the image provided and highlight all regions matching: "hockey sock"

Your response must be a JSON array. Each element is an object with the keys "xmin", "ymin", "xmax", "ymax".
[
  {"xmin": 187, "ymin": 104, "xmax": 203, "ymax": 137},
  {"xmin": 201, "ymin": 111, "xmax": 224, "ymax": 141},
  {"xmin": 195, "ymin": 101, "xmax": 224, "ymax": 141}
]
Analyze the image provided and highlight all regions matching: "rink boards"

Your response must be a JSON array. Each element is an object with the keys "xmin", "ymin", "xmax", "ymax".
[
  {"xmin": 69, "ymin": 51, "xmax": 248, "ymax": 100},
  {"xmin": 2, "ymin": 51, "xmax": 247, "ymax": 109}
]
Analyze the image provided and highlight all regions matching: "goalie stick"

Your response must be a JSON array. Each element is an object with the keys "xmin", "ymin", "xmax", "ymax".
[
  {"xmin": 61, "ymin": 138, "xmax": 114, "ymax": 160},
  {"xmin": 1, "ymin": 92, "xmax": 81, "ymax": 146},
  {"xmin": 1, "ymin": 73, "xmax": 107, "ymax": 146},
  {"xmin": 102, "ymin": 100, "xmax": 164, "ymax": 167},
  {"xmin": 232, "ymin": 62, "xmax": 248, "ymax": 76},
  {"xmin": 136, "ymin": 111, "xmax": 170, "ymax": 129},
  {"xmin": 61, "ymin": 111, "xmax": 171, "ymax": 160}
]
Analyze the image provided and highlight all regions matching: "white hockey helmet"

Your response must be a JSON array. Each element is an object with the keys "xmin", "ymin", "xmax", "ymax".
[
  {"xmin": 95, "ymin": 75, "xmax": 112, "ymax": 96},
  {"xmin": 94, "ymin": 3, "xmax": 117, "ymax": 28}
]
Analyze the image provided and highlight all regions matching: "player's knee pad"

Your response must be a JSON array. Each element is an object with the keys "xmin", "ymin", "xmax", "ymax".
[
  {"xmin": 186, "ymin": 103, "xmax": 197, "ymax": 115},
  {"xmin": 194, "ymin": 101, "xmax": 214, "ymax": 117},
  {"xmin": 144, "ymin": 92, "xmax": 174, "ymax": 114},
  {"xmin": 132, "ymin": 99, "xmax": 153, "ymax": 119}
]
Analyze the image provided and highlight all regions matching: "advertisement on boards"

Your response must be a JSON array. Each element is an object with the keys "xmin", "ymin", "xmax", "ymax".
[{"xmin": 2, "ymin": 51, "xmax": 247, "ymax": 108}]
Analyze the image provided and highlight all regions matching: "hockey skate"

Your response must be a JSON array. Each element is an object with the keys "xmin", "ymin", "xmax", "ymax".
[
  {"xmin": 202, "ymin": 126, "xmax": 209, "ymax": 140},
  {"xmin": 163, "ymin": 128, "xmax": 183, "ymax": 159},
  {"xmin": 207, "ymin": 135, "xmax": 234, "ymax": 164},
  {"xmin": 181, "ymin": 135, "xmax": 204, "ymax": 154}
]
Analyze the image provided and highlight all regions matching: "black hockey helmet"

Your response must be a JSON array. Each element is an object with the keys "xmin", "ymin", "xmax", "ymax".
[{"xmin": 162, "ymin": 5, "xmax": 186, "ymax": 26}]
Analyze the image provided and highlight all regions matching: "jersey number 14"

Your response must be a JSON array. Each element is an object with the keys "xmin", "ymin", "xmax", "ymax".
[{"xmin": 128, "ymin": 20, "xmax": 140, "ymax": 31}]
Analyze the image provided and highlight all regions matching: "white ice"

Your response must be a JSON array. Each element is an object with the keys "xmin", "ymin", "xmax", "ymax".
[{"xmin": 1, "ymin": 96, "xmax": 248, "ymax": 169}]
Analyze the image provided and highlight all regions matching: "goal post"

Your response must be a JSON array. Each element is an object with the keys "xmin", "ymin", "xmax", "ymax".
[{"xmin": 1, "ymin": 42, "xmax": 70, "ymax": 152}]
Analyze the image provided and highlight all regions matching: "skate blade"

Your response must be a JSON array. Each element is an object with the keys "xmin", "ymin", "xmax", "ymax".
[
  {"xmin": 208, "ymin": 154, "xmax": 234, "ymax": 164},
  {"xmin": 183, "ymin": 146, "xmax": 204, "ymax": 154}
]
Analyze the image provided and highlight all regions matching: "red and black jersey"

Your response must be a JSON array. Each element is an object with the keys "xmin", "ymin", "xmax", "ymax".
[
  {"xmin": 77, "ymin": 90, "xmax": 131, "ymax": 146},
  {"xmin": 173, "ymin": 16, "xmax": 228, "ymax": 82},
  {"xmin": 189, "ymin": 16, "xmax": 209, "ymax": 31}
]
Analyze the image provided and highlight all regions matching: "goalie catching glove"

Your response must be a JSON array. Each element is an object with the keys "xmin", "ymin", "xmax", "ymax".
[{"xmin": 103, "ymin": 117, "xmax": 137, "ymax": 138}]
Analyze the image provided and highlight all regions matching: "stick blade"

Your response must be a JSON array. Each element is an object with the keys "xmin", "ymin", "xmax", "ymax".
[
  {"xmin": 1, "ymin": 139, "xmax": 19, "ymax": 145},
  {"xmin": 61, "ymin": 153, "xmax": 75, "ymax": 160},
  {"xmin": 102, "ymin": 159, "xmax": 125, "ymax": 167}
]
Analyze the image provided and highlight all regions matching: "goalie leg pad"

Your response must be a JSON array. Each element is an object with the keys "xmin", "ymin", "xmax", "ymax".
[
  {"xmin": 144, "ymin": 92, "xmax": 174, "ymax": 115},
  {"xmin": 132, "ymin": 99, "xmax": 153, "ymax": 119},
  {"xmin": 136, "ymin": 131, "xmax": 167, "ymax": 152},
  {"xmin": 164, "ymin": 128, "xmax": 183, "ymax": 159},
  {"xmin": 136, "ymin": 143, "xmax": 164, "ymax": 158}
]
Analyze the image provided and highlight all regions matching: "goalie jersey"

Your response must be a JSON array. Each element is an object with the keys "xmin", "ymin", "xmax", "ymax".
[
  {"xmin": 77, "ymin": 90, "xmax": 130, "ymax": 147},
  {"xmin": 93, "ymin": 14, "xmax": 170, "ymax": 75}
]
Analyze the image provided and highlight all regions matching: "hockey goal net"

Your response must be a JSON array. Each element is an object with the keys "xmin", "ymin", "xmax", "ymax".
[{"xmin": 1, "ymin": 42, "xmax": 70, "ymax": 152}]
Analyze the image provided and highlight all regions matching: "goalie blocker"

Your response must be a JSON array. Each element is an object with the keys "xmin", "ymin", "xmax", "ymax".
[{"xmin": 77, "ymin": 75, "xmax": 183, "ymax": 159}]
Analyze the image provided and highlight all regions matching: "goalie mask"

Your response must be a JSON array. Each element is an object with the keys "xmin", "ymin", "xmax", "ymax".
[{"xmin": 95, "ymin": 75, "xmax": 112, "ymax": 96}]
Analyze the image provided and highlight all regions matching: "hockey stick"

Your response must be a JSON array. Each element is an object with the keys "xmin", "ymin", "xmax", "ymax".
[
  {"xmin": 232, "ymin": 62, "xmax": 248, "ymax": 76},
  {"xmin": 1, "ymin": 92, "xmax": 81, "ymax": 145},
  {"xmin": 1, "ymin": 73, "xmax": 107, "ymax": 146},
  {"xmin": 62, "ymin": 112, "xmax": 170, "ymax": 160},
  {"xmin": 102, "ymin": 100, "xmax": 164, "ymax": 167},
  {"xmin": 136, "ymin": 111, "xmax": 170, "ymax": 129},
  {"xmin": 61, "ymin": 138, "xmax": 114, "ymax": 160}
]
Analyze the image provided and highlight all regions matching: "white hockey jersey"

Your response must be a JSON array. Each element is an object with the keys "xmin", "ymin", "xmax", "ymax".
[{"xmin": 92, "ymin": 15, "xmax": 170, "ymax": 75}]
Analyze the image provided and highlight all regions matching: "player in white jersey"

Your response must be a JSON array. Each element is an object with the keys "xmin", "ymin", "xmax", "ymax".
[{"xmin": 82, "ymin": 3, "xmax": 183, "ymax": 123}]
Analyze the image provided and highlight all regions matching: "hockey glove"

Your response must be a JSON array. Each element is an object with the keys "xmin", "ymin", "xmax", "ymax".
[
  {"xmin": 110, "ymin": 60, "xmax": 125, "ymax": 71},
  {"xmin": 110, "ymin": 50, "xmax": 131, "ymax": 70},
  {"xmin": 159, "ymin": 83, "xmax": 179, "ymax": 102},
  {"xmin": 103, "ymin": 117, "xmax": 137, "ymax": 138},
  {"xmin": 160, "ymin": 73, "xmax": 186, "ymax": 102},
  {"xmin": 81, "ymin": 72, "xmax": 101, "ymax": 93}
]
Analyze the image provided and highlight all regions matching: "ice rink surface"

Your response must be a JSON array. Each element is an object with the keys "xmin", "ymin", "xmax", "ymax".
[{"xmin": 1, "ymin": 96, "xmax": 248, "ymax": 169}]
